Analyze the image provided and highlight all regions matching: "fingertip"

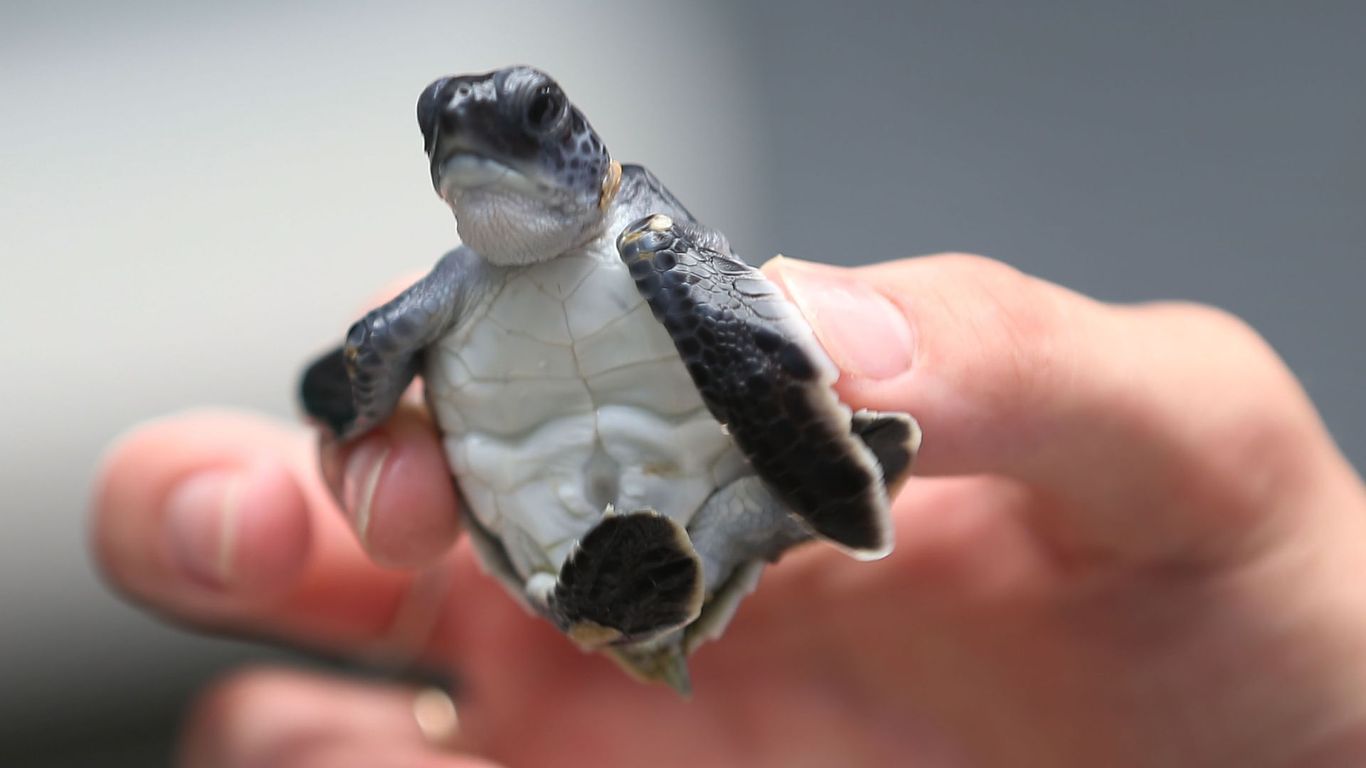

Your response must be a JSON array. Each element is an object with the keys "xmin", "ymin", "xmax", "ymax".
[
  {"xmin": 89, "ymin": 423, "xmax": 149, "ymax": 588},
  {"xmin": 90, "ymin": 409, "xmax": 319, "ymax": 603},
  {"xmin": 90, "ymin": 409, "xmax": 468, "ymax": 661},
  {"xmin": 230, "ymin": 461, "xmax": 313, "ymax": 591},
  {"xmin": 162, "ymin": 469, "xmax": 240, "ymax": 589},
  {"xmin": 763, "ymin": 256, "xmax": 918, "ymax": 384},
  {"xmin": 89, "ymin": 410, "xmax": 226, "ymax": 591},
  {"xmin": 334, "ymin": 406, "xmax": 461, "ymax": 569},
  {"xmin": 765, "ymin": 254, "xmax": 1084, "ymax": 479},
  {"xmin": 159, "ymin": 459, "xmax": 311, "ymax": 596}
]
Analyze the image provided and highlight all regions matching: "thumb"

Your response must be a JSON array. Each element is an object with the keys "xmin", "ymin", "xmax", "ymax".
[
  {"xmin": 763, "ymin": 253, "xmax": 1086, "ymax": 481},
  {"xmin": 763, "ymin": 253, "xmax": 1326, "ymax": 561}
]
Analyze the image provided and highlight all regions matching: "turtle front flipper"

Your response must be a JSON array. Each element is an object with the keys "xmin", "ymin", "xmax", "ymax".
[
  {"xmin": 548, "ymin": 510, "xmax": 704, "ymax": 650},
  {"xmin": 300, "ymin": 245, "xmax": 487, "ymax": 440},
  {"xmin": 617, "ymin": 215, "xmax": 921, "ymax": 560},
  {"xmin": 852, "ymin": 409, "xmax": 923, "ymax": 500}
]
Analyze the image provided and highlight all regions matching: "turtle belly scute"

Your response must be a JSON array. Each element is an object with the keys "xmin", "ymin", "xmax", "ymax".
[{"xmin": 424, "ymin": 249, "xmax": 745, "ymax": 581}]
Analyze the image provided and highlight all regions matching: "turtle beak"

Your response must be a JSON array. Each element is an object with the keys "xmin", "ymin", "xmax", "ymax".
[
  {"xmin": 418, "ymin": 75, "xmax": 487, "ymax": 160},
  {"xmin": 417, "ymin": 73, "xmax": 508, "ymax": 176},
  {"xmin": 417, "ymin": 76, "xmax": 451, "ymax": 156}
]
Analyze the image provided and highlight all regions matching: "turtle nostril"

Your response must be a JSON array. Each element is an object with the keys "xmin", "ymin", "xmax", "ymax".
[{"xmin": 439, "ymin": 107, "xmax": 462, "ymax": 133}]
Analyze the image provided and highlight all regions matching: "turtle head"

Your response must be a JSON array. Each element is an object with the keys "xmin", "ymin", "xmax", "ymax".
[{"xmin": 419, "ymin": 67, "xmax": 619, "ymax": 265}]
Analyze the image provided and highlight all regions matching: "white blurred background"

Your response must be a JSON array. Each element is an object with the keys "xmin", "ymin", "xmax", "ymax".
[
  {"xmin": 2, "ymin": 1, "xmax": 767, "ymax": 763},
  {"xmin": 3, "ymin": 1, "xmax": 1363, "ymax": 764}
]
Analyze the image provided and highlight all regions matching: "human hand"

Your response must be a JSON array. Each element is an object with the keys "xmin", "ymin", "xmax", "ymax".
[{"xmin": 92, "ymin": 254, "xmax": 1366, "ymax": 767}]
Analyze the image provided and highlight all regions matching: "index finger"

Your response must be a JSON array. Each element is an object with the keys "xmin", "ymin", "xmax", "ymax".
[
  {"xmin": 91, "ymin": 409, "xmax": 474, "ymax": 664},
  {"xmin": 310, "ymin": 270, "xmax": 463, "ymax": 569}
]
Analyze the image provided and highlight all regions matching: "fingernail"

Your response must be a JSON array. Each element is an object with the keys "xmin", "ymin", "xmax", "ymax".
[
  {"xmin": 342, "ymin": 437, "xmax": 390, "ymax": 546},
  {"xmin": 165, "ymin": 471, "xmax": 241, "ymax": 588},
  {"xmin": 413, "ymin": 687, "xmax": 461, "ymax": 746},
  {"xmin": 771, "ymin": 257, "xmax": 916, "ymax": 380}
]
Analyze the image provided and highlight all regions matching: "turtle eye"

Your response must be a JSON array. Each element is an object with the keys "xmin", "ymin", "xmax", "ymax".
[{"xmin": 525, "ymin": 84, "xmax": 565, "ymax": 132}]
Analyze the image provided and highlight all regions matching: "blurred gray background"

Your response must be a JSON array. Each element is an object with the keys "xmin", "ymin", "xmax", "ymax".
[{"xmin": 2, "ymin": 0, "xmax": 1362, "ymax": 764}]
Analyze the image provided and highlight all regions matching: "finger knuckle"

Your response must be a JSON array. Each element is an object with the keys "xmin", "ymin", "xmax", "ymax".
[
  {"xmin": 1162, "ymin": 301, "xmax": 1299, "ymax": 408},
  {"xmin": 1148, "ymin": 301, "xmax": 1323, "ymax": 502},
  {"xmin": 180, "ymin": 667, "xmax": 286, "ymax": 760},
  {"xmin": 932, "ymin": 254, "xmax": 1062, "ymax": 335},
  {"xmin": 191, "ymin": 667, "xmax": 290, "ymax": 722},
  {"xmin": 1167, "ymin": 301, "xmax": 1265, "ymax": 349},
  {"xmin": 90, "ymin": 409, "xmax": 239, "ymax": 587},
  {"xmin": 929, "ymin": 252, "xmax": 1027, "ymax": 288}
]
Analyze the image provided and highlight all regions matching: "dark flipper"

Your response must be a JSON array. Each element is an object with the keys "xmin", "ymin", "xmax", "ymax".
[
  {"xmin": 617, "ymin": 214, "xmax": 919, "ymax": 559},
  {"xmin": 300, "ymin": 347, "xmax": 358, "ymax": 437},
  {"xmin": 619, "ymin": 164, "xmax": 698, "ymax": 223},
  {"xmin": 851, "ymin": 409, "xmax": 922, "ymax": 497},
  {"xmin": 551, "ymin": 510, "xmax": 704, "ymax": 647},
  {"xmin": 299, "ymin": 246, "xmax": 485, "ymax": 440}
]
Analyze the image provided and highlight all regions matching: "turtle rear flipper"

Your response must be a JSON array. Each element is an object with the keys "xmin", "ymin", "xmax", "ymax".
[{"xmin": 551, "ymin": 510, "xmax": 704, "ymax": 648}]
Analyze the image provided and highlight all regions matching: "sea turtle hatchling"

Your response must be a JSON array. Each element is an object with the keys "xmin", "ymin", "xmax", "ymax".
[{"xmin": 300, "ymin": 66, "xmax": 922, "ymax": 693}]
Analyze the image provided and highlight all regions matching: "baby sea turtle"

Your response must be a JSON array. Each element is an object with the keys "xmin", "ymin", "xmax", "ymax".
[{"xmin": 300, "ymin": 66, "xmax": 921, "ymax": 693}]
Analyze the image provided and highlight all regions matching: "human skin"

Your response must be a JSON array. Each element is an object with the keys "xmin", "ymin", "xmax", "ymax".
[{"xmin": 92, "ymin": 254, "xmax": 1366, "ymax": 768}]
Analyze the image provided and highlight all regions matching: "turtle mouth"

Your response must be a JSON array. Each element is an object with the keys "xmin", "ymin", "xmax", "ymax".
[
  {"xmin": 435, "ymin": 150, "xmax": 543, "ymax": 199},
  {"xmin": 439, "ymin": 151, "xmax": 513, "ymax": 185}
]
